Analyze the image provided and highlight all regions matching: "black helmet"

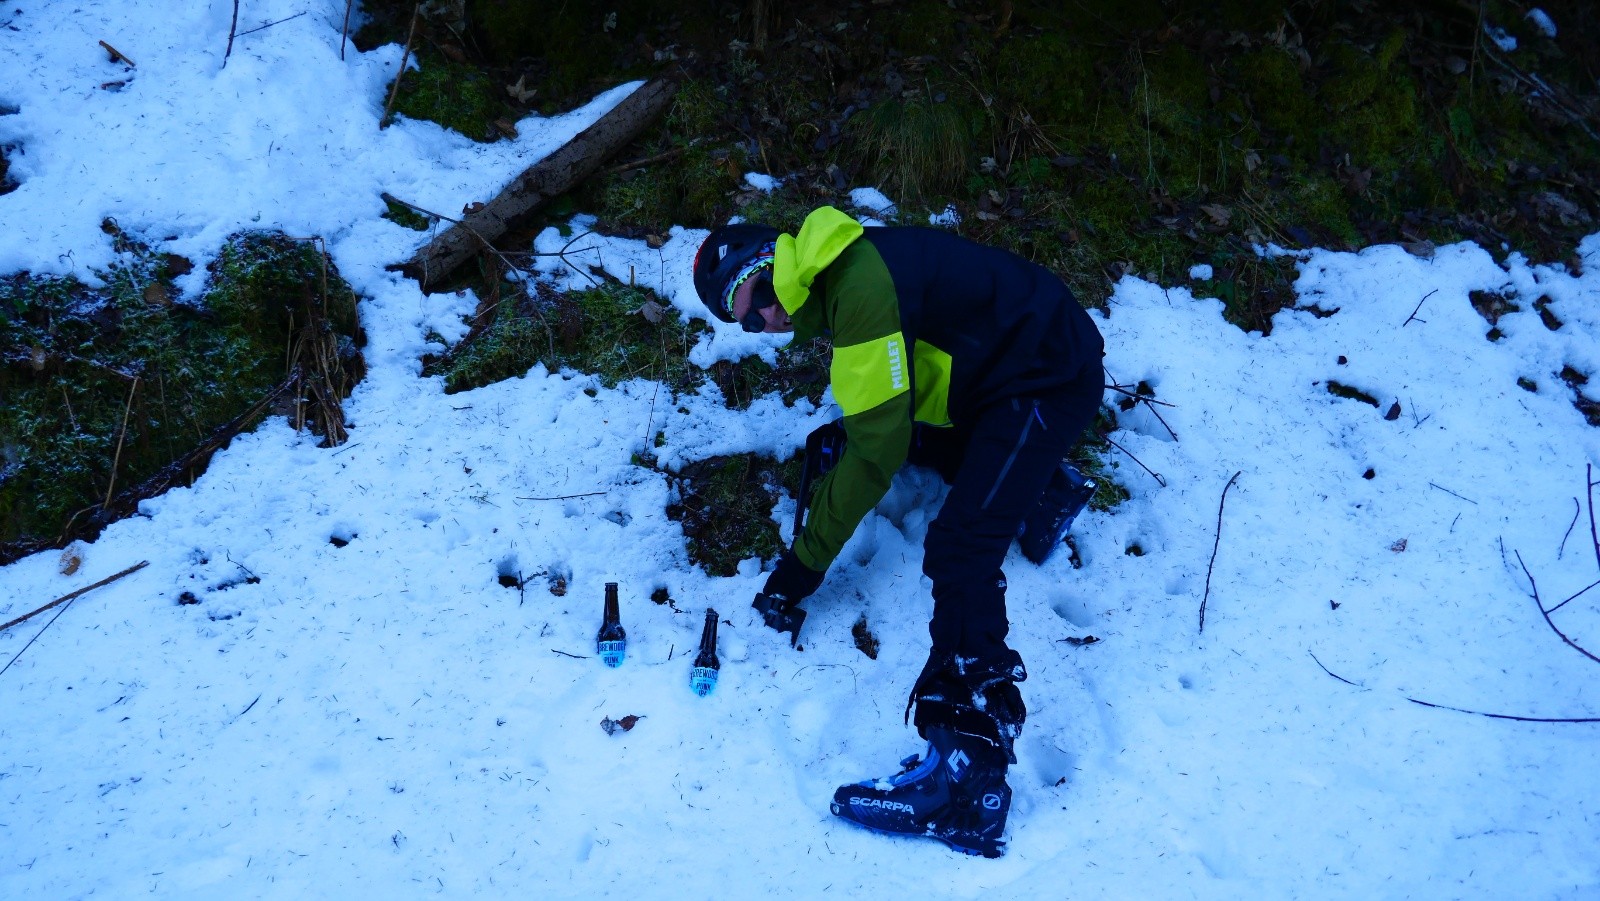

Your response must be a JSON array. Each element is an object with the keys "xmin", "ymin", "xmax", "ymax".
[{"xmin": 693, "ymin": 224, "xmax": 779, "ymax": 322}]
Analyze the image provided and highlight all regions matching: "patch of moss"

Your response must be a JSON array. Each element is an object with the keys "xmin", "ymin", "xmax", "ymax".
[
  {"xmin": 427, "ymin": 280, "xmax": 704, "ymax": 395},
  {"xmin": 666, "ymin": 452, "xmax": 788, "ymax": 576},
  {"xmin": 387, "ymin": 51, "xmax": 504, "ymax": 141},
  {"xmin": 383, "ymin": 197, "xmax": 432, "ymax": 231},
  {"xmin": 1, "ymin": 230, "xmax": 362, "ymax": 550},
  {"xmin": 703, "ymin": 337, "xmax": 831, "ymax": 411}
]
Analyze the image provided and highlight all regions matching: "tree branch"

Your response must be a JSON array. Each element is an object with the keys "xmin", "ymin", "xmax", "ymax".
[{"xmin": 1198, "ymin": 471, "xmax": 1242, "ymax": 634}]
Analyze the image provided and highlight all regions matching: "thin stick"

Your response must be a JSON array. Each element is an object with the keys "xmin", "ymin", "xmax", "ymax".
[
  {"xmin": 0, "ymin": 561, "xmax": 149, "ymax": 634},
  {"xmin": 1515, "ymin": 549, "xmax": 1600, "ymax": 665},
  {"xmin": 381, "ymin": 3, "xmax": 422, "ymax": 127},
  {"xmin": 1198, "ymin": 471, "xmax": 1242, "ymax": 634},
  {"xmin": 1560, "ymin": 496, "xmax": 1580, "ymax": 560},
  {"xmin": 223, "ymin": 0, "xmax": 240, "ymax": 66},
  {"xmin": 598, "ymin": 146, "xmax": 688, "ymax": 178},
  {"xmin": 1403, "ymin": 697, "xmax": 1600, "ymax": 723},
  {"xmin": 1588, "ymin": 463, "xmax": 1599, "ymax": 573},
  {"xmin": 97, "ymin": 40, "xmax": 136, "ymax": 67},
  {"xmin": 104, "ymin": 376, "xmax": 140, "ymax": 510},
  {"xmin": 1308, "ymin": 650, "xmax": 1363, "ymax": 687},
  {"xmin": 550, "ymin": 649, "xmax": 588, "ymax": 659},
  {"xmin": 1309, "ymin": 649, "xmax": 1600, "ymax": 722},
  {"xmin": 341, "ymin": 0, "xmax": 354, "ymax": 60},
  {"xmin": 516, "ymin": 492, "xmax": 607, "ymax": 501},
  {"xmin": 235, "ymin": 11, "xmax": 306, "ymax": 40},
  {"xmin": 1099, "ymin": 429, "xmax": 1167, "ymax": 486},
  {"xmin": 1428, "ymin": 481, "xmax": 1478, "ymax": 505},
  {"xmin": 1402, "ymin": 289, "xmax": 1436, "ymax": 327},
  {"xmin": 1547, "ymin": 578, "xmax": 1599, "ymax": 615}
]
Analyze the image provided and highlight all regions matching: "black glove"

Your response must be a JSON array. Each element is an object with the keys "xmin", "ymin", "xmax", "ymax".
[{"xmin": 762, "ymin": 548, "xmax": 826, "ymax": 603}]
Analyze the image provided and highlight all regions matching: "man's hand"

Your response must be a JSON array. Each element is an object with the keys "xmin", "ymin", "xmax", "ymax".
[
  {"xmin": 762, "ymin": 548, "xmax": 826, "ymax": 602},
  {"xmin": 753, "ymin": 550, "xmax": 826, "ymax": 646}
]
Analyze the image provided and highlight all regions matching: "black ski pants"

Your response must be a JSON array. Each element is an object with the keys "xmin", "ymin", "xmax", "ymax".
[{"xmin": 908, "ymin": 357, "xmax": 1104, "ymax": 660}]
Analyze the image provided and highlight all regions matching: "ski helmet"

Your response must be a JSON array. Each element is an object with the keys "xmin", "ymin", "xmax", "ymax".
[{"xmin": 693, "ymin": 224, "xmax": 780, "ymax": 323}]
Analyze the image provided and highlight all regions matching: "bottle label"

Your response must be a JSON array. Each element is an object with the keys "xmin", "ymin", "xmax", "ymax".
[
  {"xmin": 689, "ymin": 666, "xmax": 719, "ymax": 697},
  {"xmin": 598, "ymin": 640, "xmax": 626, "ymax": 668}
]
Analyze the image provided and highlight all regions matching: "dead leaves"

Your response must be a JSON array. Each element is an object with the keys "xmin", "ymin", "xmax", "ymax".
[{"xmin": 600, "ymin": 714, "xmax": 643, "ymax": 735}]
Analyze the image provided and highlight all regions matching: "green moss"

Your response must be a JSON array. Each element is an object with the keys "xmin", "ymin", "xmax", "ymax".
[
  {"xmin": 428, "ymin": 281, "xmax": 704, "ymax": 395},
  {"xmin": 388, "ymin": 51, "xmax": 504, "ymax": 141},
  {"xmin": 1, "ymin": 231, "xmax": 362, "ymax": 548},
  {"xmin": 383, "ymin": 197, "xmax": 432, "ymax": 231},
  {"xmin": 667, "ymin": 452, "xmax": 788, "ymax": 576},
  {"xmin": 1232, "ymin": 48, "xmax": 1316, "ymax": 148}
]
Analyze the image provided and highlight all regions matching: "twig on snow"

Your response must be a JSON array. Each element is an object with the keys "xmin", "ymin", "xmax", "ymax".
[
  {"xmin": 1428, "ymin": 482, "xmax": 1478, "ymax": 505},
  {"xmin": 1547, "ymin": 578, "xmax": 1600, "ymax": 615},
  {"xmin": 1098, "ymin": 429, "xmax": 1167, "ymax": 487},
  {"xmin": 341, "ymin": 0, "xmax": 354, "ymax": 60},
  {"xmin": 97, "ymin": 40, "xmax": 136, "ymax": 67},
  {"xmin": 0, "ymin": 561, "xmax": 150, "ymax": 634},
  {"xmin": 550, "ymin": 649, "xmax": 588, "ymax": 659},
  {"xmin": 1402, "ymin": 289, "xmax": 1436, "ymax": 327},
  {"xmin": 1403, "ymin": 696, "xmax": 1600, "ymax": 723},
  {"xmin": 1198, "ymin": 471, "xmax": 1242, "ymax": 634},
  {"xmin": 1514, "ymin": 548, "xmax": 1600, "ymax": 665},
  {"xmin": 1308, "ymin": 650, "xmax": 1363, "ymax": 687},
  {"xmin": 1560, "ymin": 496, "xmax": 1580, "ymax": 560},
  {"xmin": 1309, "ymin": 650, "xmax": 1600, "ymax": 722},
  {"xmin": 223, "ymin": 0, "xmax": 240, "ymax": 66},
  {"xmin": 234, "ymin": 11, "xmax": 306, "ymax": 40},
  {"xmin": 227, "ymin": 694, "xmax": 262, "ymax": 725},
  {"xmin": 0, "ymin": 561, "xmax": 150, "ymax": 679},
  {"xmin": 1588, "ymin": 463, "xmax": 1599, "ymax": 573}
]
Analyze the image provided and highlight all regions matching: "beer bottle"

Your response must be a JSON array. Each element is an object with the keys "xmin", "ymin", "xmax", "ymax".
[
  {"xmin": 690, "ymin": 608, "xmax": 720, "ymax": 697},
  {"xmin": 596, "ymin": 582, "xmax": 626, "ymax": 667}
]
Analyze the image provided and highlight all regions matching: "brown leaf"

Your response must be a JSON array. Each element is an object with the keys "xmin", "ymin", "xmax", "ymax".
[
  {"xmin": 1384, "ymin": 401, "xmax": 1401, "ymax": 421},
  {"xmin": 637, "ymin": 300, "xmax": 667, "ymax": 324},
  {"xmin": 493, "ymin": 119, "xmax": 518, "ymax": 140},
  {"xmin": 59, "ymin": 543, "xmax": 85, "ymax": 576},
  {"xmin": 1390, "ymin": 538, "xmax": 1408, "ymax": 553},
  {"xmin": 143, "ymin": 282, "xmax": 170, "ymax": 306},
  {"xmin": 1200, "ymin": 204, "xmax": 1232, "ymax": 227},
  {"xmin": 600, "ymin": 714, "xmax": 643, "ymax": 735}
]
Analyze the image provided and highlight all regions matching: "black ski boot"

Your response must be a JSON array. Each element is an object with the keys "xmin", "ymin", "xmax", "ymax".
[
  {"xmin": 830, "ymin": 725, "xmax": 1013, "ymax": 857},
  {"xmin": 830, "ymin": 649, "xmax": 1026, "ymax": 858},
  {"xmin": 1017, "ymin": 460, "xmax": 1096, "ymax": 565}
]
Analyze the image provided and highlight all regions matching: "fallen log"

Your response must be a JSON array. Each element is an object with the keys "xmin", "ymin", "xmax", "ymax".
[{"xmin": 393, "ymin": 76, "xmax": 678, "ymax": 292}]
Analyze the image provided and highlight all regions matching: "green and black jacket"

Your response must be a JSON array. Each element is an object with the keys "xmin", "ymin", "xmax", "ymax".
[{"xmin": 773, "ymin": 206, "xmax": 1104, "ymax": 573}]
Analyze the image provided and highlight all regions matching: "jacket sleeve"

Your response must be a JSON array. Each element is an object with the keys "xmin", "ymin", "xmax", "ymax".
[{"xmin": 792, "ymin": 243, "xmax": 912, "ymax": 572}]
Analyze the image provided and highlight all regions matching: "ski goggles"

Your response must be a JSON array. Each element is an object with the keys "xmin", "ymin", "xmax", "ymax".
[{"xmin": 721, "ymin": 247, "xmax": 777, "ymax": 332}]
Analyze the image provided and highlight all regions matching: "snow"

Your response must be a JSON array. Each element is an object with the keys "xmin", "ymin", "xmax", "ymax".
[
  {"xmin": 2, "ymin": 2, "xmax": 1598, "ymax": 897},
  {"xmin": 1484, "ymin": 23, "xmax": 1519, "ymax": 53},
  {"xmin": 743, "ymin": 172, "xmax": 781, "ymax": 193},
  {"xmin": 1188, "ymin": 264, "xmax": 1213, "ymax": 281},
  {"xmin": 1527, "ymin": 9, "xmax": 1558, "ymax": 39}
]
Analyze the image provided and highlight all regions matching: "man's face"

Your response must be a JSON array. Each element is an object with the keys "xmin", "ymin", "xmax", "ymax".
[{"xmin": 730, "ymin": 274, "xmax": 793, "ymax": 333}]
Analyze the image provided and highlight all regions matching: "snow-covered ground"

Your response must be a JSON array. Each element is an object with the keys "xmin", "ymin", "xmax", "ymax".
[{"xmin": 2, "ymin": 3, "xmax": 1597, "ymax": 897}]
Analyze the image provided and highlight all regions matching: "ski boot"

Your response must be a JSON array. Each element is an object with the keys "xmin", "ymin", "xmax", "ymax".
[
  {"xmin": 830, "ymin": 725, "xmax": 1013, "ymax": 858},
  {"xmin": 831, "ymin": 648, "xmax": 1026, "ymax": 858},
  {"xmin": 1017, "ymin": 460, "xmax": 1096, "ymax": 565}
]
